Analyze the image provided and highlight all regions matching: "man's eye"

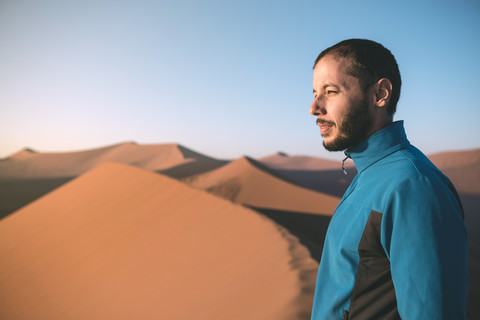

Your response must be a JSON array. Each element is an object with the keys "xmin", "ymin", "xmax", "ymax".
[{"xmin": 326, "ymin": 90, "xmax": 337, "ymax": 94}]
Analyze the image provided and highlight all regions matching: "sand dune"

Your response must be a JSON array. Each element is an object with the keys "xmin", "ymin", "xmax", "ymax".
[
  {"xmin": 0, "ymin": 143, "xmax": 227, "ymax": 218},
  {"xmin": 259, "ymin": 153, "xmax": 356, "ymax": 198},
  {"xmin": 0, "ymin": 163, "xmax": 318, "ymax": 320},
  {"xmin": 428, "ymin": 148, "xmax": 480, "ymax": 170},
  {"xmin": 0, "ymin": 176, "xmax": 73, "ymax": 220},
  {"xmin": 0, "ymin": 142, "xmax": 225, "ymax": 179},
  {"xmin": 186, "ymin": 156, "xmax": 340, "ymax": 215},
  {"xmin": 259, "ymin": 152, "xmax": 345, "ymax": 171},
  {"xmin": 428, "ymin": 148, "xmax": 480, "ymax": 195}
]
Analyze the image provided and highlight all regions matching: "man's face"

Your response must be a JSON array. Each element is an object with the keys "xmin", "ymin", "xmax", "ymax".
[{"xmin": 310, "ymin": 56, "xmax": 375, "ymax": 152}]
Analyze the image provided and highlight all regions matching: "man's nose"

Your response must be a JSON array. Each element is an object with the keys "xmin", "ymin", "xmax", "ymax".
[{"xmin": 310, "ymin": 96, "xmax": 326, "ymax": 116}]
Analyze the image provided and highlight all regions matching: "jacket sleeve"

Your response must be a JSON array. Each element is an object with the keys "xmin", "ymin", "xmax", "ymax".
[{"xmin": 381, "ymin": 174, "xmax": 468, "ymax": 319}]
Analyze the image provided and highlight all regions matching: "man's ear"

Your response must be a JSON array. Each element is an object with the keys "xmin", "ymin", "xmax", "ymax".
[{"xmin": 374, "ymin": 78, "xmax": 392, "ymax": 108}]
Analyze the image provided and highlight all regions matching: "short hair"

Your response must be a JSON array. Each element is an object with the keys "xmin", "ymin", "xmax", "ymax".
[{"xmin": 313, "ymin": 39, "xmax": 402, "ymax": 115}]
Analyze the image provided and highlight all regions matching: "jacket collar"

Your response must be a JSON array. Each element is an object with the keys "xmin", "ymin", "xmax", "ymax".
[{"xmin": 344, "ymin": 121, "xmax": 410, "ymax": 173}]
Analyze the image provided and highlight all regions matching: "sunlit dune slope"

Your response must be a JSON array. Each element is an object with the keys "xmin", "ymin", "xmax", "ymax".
[
  {"xmin": 0, "ymin": 142, "xmax": 225, "ymax": 179},
  {"xmin": 186, "ymin": 156, "xmax": 340, "ymax": 215},
  {"xmin": 0, "ymin": 163, "xmax": 318, "ymax": 320}
]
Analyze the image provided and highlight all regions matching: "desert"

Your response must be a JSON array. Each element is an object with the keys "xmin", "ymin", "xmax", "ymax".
[{"xmin": 0, "ymin": 143, "xmax": 479, "ymax": 319}]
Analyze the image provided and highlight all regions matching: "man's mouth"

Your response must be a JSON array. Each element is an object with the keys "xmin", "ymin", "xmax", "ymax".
[{"xmin": 316, "ymin": 119, "xmax": 335, "ymax": 135}]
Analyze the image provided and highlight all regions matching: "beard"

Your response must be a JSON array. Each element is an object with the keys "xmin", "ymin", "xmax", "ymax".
[{"xmin": 322, "ymin": 97, "xmax": 373, "ymax": 152}]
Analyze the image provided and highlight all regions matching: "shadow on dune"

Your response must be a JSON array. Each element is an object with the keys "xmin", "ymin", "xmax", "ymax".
[
  {"xmin": 248, "ymin": 206, "xmax": 333, "ymax": 320},
  {"xmin": 0, "ymin": 177, "xmax": 73, "ymax": 220},
  {"xmin": 157, "ymin": 159, "xmax": 228, "ymax": 179},
  {"xmin": 270, "ymin": 167, "xmax": 357, "ymax": 198},
  {"xmin": 461, "ymin": 193, "xmax": 480, "ymax": 320},
  {"xmin": 242, "ymin": 156, "xmax": 296, "ymax": 181},
  {"xmin": 248, "ymin": 206, "xmax": 332, "ymax": 263}
]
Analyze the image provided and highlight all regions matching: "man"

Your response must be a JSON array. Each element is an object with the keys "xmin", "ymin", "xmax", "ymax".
[{"xmin": 309, "ymin": 39, "xmax": 468, "ymax": 319}]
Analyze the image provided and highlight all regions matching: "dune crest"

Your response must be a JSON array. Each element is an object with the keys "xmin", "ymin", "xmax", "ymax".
[{"xmin": 7, "ymin": 147, "xmax": 37, "ymax": 159}]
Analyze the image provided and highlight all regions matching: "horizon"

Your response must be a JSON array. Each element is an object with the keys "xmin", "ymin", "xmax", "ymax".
[
  {"xmin": 3, "ymin": 139, "xmax": 479, "ymax": 163},
  {"xmin": 1, "ymin": 0, "xmax": 480, "ymax": 162}
]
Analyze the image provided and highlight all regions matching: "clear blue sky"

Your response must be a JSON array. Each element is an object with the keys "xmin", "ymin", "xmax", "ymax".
[{"xmin": 1, "ymin": 0, "xmax": 479, "ymax": 161}]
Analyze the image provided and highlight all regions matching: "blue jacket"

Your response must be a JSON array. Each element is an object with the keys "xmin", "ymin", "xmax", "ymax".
[{"xmin": 311, "ymin": 121, "xmax": 468, "ymax": 320}]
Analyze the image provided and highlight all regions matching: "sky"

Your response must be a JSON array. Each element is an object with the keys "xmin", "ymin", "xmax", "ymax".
[{"xmin": 1, "ymin": 0, "xmax": 479, "ymax": 161}]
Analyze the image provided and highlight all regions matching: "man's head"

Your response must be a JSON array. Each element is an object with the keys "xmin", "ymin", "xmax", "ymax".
[
  {"xmin": 310, "ymin": 39, "xmax": 401, "ymax": 152},
  {"xmin": 313, "ymin": 39, "xmax": 401, "ymax": 115}
]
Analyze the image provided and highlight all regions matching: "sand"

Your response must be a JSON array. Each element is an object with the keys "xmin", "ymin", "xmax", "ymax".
[
  {"xmin": 0, "ymin": 143, "xmax": 226, "ymax": 218},
  {"xmin": 259, "ymin": 153, "xmax": 357, "ymax": 198},
  {"xmin": 0, "ymin": 142, "xmax": 225, "ymax": 179},
  {"xmin": 259, "ymin": 152, "xmax": 345, "ymax": 171},
  {"xmin": 0, "ymin": 163, "xmax": 318, "ymax": 320},
  {"xmin": 429, "ymin": 149, "xmax": 480, "ymax": 195},
  {"xmin": 185, "ymin": 156, "xmax": 340, "ymax": 215}
]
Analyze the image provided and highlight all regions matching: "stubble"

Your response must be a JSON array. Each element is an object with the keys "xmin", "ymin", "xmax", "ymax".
[{"xmin": 323, "ymin": 97, "xmax": 373, "ymax": 152}]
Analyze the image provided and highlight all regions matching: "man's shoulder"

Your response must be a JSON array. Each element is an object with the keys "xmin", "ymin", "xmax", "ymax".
[
  {"xmin": 369, "ymin": 145, "xmax": 450, "ymax": 187},
  {"xmin": 362, "ymin": 145, "xmax": 463, "ymax": 218}
]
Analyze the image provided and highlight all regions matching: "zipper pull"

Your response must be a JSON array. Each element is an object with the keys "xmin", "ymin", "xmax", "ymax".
[{"xmin": 342, "ymin": 155, "xmax": 349, "ymax": 175}]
